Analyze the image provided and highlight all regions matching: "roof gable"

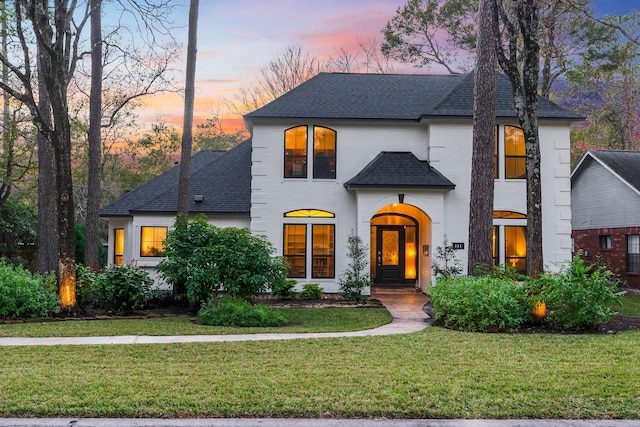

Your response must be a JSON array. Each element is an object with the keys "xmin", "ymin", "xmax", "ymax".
[
  {"xmin": 345, "ymin": 152, "xmax": 455, "ymax": 189},
  {"xmin": 572, "ymin": 150, "xmax": 640, "ymax": 195}
]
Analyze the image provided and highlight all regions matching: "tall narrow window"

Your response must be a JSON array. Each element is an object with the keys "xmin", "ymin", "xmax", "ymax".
[
  {"xmin": 114, "ymin": 228, "xmax": 124, "ymax": 265},
  {"xmin": 284, "ymin": 224, "xmax": 307, "ymax": 277},
  {"xmin": 504, "ymin": 126, "xmax": 526, "ymax": 179},
  {"xmin": 313, "ymin": 126, "xmax": 336, "ymax": 179},
  {"xmin": 494, "ymin": 125, "xmax": 499, "ymax": 178},
  {"xmin": 492, "ymin": 226, "xmax": 499, "ymax": 266},
  {"xmin": 505, "ymin": 226, "xmax": 527, "ymax": 273},
  {"xmin": 284, "ymin": 126, "xmax": 307, "ymax": 178},
  {"xmin": 140, "ymin": 226, "xmax": 167, "ymax": 257},
  {"xmin": 312, "ymin": 225, "xmax": 335, "ymax": 278},
  {"xmin": 627, "ymin": 235, "xmax": 640, "ymax": 273}
]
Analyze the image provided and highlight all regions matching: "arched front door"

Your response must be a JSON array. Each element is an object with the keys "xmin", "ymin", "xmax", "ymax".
[{"xmin": 371, "ymin": 214, "xmax": 417, "ymax": 285}]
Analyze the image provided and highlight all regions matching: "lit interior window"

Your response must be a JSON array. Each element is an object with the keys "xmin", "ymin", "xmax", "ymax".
[
  {"xmin": 284, "ymin": 224, "xmax": 306, "ymax": 278},
  {"xmin": 284, "ymin": 126, "xmax": 307, "ymax": 178},
  {"xmin": 505, "ymin": 126, "xmax": 526, "ymax": 179},
  {"xmin": 312, "ymin": 225, "xmax": 335, "ymax": 278},
  {"xmin": 313, "ymin": 126, "xmax": 336, "ymax": 179},
  {"xmin": 284, "ymin": 209, "xmax": 335, "ymax": 218},
  {"xmin": 140, "ymin": 226, "xmax": 167, "ymax": 257},
  {"xmin": 114, "ymin": 228, "xmax": 124, "ymax": 265}
]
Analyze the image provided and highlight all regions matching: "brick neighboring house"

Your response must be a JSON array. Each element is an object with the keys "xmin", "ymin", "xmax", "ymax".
[{"xmin": 571, "ymin": 150, "xmax": 640, "ymax": 288}]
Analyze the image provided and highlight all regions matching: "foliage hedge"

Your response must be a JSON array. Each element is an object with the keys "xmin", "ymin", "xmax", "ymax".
[
  {"xmin": 197, "ymin": 298, "xmax": 290, "ymax": 327},
  {"xmin": 430, "ymin": 276, "xmax": 529, "ymax": 332},
  {"xmin": 93, "ymin": 264, "xmax": 153, "ymax": 315},
  {"xmin": 0, "ymin": 261, "xmax": 59, "ymax": 319}
]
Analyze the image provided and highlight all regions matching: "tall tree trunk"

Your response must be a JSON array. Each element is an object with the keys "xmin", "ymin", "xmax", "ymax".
[
  {"xmin": 1, "ymin": 4, "xmax": 12, "ymax": 205},
  {"xmin": 36, "ymin": 6, "xmax": 58, "ymax": 276},
  {"xmin": 85, "ymin": 0, "xmax": 103, "ymax": 270},
  {"xmin": 468, "ymin": 0, "xmax": 497, "ymax": 275},
  {"xmin": 177, "ymin": 0, "xmax": 199, "ymax": 216},
  {"xmin": 494, "ymin": 0, "xmax": 543, "ymax": 277}
]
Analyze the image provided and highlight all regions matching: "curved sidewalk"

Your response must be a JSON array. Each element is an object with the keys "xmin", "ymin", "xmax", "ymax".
[{"xmin": 0, "ymin": 294, "xmax": 430, "ymax": 347}]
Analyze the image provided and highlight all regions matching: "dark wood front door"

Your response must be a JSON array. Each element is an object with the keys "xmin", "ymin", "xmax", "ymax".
[{"xmin": 375, "ymin": 226, "xmax": 405, "ymax": 283}]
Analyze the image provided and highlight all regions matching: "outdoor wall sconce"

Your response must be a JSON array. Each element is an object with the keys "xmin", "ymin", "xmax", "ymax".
[
  {"xmin": 398, "ymin": 193, "xmax": 405, "ymax": 204},
  {"xmin": 422, "ymin": 244, "xmax": 429, "ymax": 256}
]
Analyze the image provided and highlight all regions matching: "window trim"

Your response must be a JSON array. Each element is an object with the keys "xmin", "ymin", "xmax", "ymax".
[
  {"xmin": 283, "ymin": 224, "xmax": 307, "ymax": 278},
  {"xmin": 312, "ymin": 126, "xmax": 336, "ymax": 180},
  {"xmin": 311, "ymin": 224, "xmax": 335, "ymax": 279},
  {"xmin": 114, "ymin": 228, "xmax": 124, "ymax": 265},
  {"xmin": 504, "ymin": 125, "xmax": 526, "ymax": 180},
  {"xmin": 139, "ymin": 226, "xmax": 168, "ymax": 257},
  {"xmin": 284, "ymin": 125, "xmax": 308, "ymax": 179}
]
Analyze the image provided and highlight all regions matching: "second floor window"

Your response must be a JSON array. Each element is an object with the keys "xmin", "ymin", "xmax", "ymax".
[
  {"xmin": 284, "ymin": 126, "xmax": 308, "ymax": 178},
  {"xmin": 313, "ymin": 126, "xmax": 336, "ymax": 179},
  {"xmin": 504, "ymin": 125, "xmax": 526, "ymax": 179}
]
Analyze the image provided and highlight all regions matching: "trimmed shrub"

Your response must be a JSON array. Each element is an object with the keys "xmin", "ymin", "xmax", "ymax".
[
  {"xmin": 430, "ymin": 276, "xmax": 529, "ymax": 332},
  {"xmin": 300, "ymin": 283, "xmax": 324, "ymax": 300},
  {"xmin": 339, "ymin": 233, "xmax": 371, "ymax": 301},
  {"xmin": 537, "ymin": 255, "xmax": 623, "ymax": 330},
  {"xmin": 0, "ymin": 261, "xmax": 59, "ymax": 319},
  {"xmin": 197, "ymin": 298, "xmax": 291, "ymax": 327},
  {"xmin": 75, "ymin": 263, "xmax": 98, "ymax": 308},
  {"xmin": 93, "ymin": 264, "xmax": 153, "ymax": 315},
  {"xmin": 272, "ymin": 278, "xmax": 297, "ymax": 300},
  {"xmin": 158, "ymin": 214, "xmax": 288, "ymax": 304}
]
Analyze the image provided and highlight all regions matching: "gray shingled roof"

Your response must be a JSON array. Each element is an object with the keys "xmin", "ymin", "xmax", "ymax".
[
  {"xmin": 345, "ymin": 152, "xmax": 456, "ymax": 189},
  {"xmin": 574, "ymin": 150, "xmax": 640, "ymax": 192},
  {"xmin": 100, "ymin": 140, "xmax": 251, "ymax": 217},
  {"xmin": 245, "ymin": 72, "xmax": 584, "ymax": 121}
]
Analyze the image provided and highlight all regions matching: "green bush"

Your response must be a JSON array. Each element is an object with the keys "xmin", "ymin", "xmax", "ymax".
[
  {"xmin": 536, "ymin": 255, "xmax": 623, "ymax": 330},
  {"xmin": 0, "ymin": 261, "xmax": 60, "ymax": 319},
  {"xmin": 339, "ymin": 233, "xmax": 371, "ymax": 301},
  {"xmin": 430, "ymin": 276, "xmax": 529, "ymax": 332},
  {"xmin": 197, "ymin": 298, "xmax": 291, "ymax": 327},
  {"xmin": 75, "ymin": 263, "xmax": 98, "ymax": 308},
  {"xmin": 272, "ymin": 278, "xmax": 297, "ymax": 300},
  {"xmin": 93, "ymin": 264, "xmax": 153, "ymax": 315},
  {"xmin": 158, "ymin": 215, "xmax": 288, "ymax": 304},
  {"xmin": 300, "ymin": 283, "xmax": 324, "ymax": 300}
]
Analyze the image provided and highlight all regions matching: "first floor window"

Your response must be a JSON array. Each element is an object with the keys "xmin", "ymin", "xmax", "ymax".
[
  {"xmin": 284, "ymin": 224, "xmax": 306, "ymax": 278},
  {"xmin": 628, "ymin": 235, "xmax": 640, "ymax": 273},
  {"xmin": 600, "ymin": 235, "xmax": 612, "ymax": 250},
  {"xmin": 505, "ymin": 226, "xmax": 527, "ymax": 273},
  {"xmin": 140, "ymin": 226, "xmax": 167, "ymax": 257},
  {"xmin": 114, "ymin": 228, "xmax": 124, "ymax": 265},
  {"xmin": 312, "ymin": 224, "xmax": 335, "ymax": 278}
]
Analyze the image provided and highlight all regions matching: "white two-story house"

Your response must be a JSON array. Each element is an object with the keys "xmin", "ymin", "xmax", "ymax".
[{"xmin": 100, "ymin": 72, "xmax": 582, "ymax": 294}]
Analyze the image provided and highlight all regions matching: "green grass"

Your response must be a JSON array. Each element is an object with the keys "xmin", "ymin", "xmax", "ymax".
[
  {"xmin": 617, "ymin": 295, "xmax": 640, "ymax": 317},
  {"xmin": 1, "ymin": 328, "xmax": 640, "ymax": 418},
  {"xmin": 0, "ymin": 307, "xmax": 391, "ymax": 338}
]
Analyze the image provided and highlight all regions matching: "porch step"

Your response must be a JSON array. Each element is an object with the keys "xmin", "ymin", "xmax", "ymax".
[{"xmin": 371, "ymin": 286, "xmax": 422, "ymax": 295}]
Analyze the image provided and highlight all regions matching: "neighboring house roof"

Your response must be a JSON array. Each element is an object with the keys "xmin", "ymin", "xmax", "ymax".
[
  {"xmin": 245, "ymin": 72, "xmax": 584, "ymax": 122},
  {"xmin": 100, "ymin": 140, "xmax": 252, "ymax": 217},
  {"xmin": 344, "ymin": 152, "xmax": 456, "ymax": 190},
  {"xmin": 572, "ymin": 149, "xmax": 640, "ymax": 194}
]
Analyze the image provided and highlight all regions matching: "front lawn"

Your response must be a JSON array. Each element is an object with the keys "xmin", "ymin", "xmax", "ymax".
[
  {"xmin": 617, "ymin": 294, "xmax": 640, "ymax": 317},
  {"xmin": 0, "ymin": 307, "xmax": 391, "ymax": 338},
  {"xmin": 1, "ymin": 328, "xmax": 639, "ymax": 418}
]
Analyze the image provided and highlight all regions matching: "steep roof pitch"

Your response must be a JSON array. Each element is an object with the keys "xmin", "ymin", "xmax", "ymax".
[
  {"xmin": 572, "ymin": 150, "xmax": 640, "ymax": 194},
  {"xmin": 344, "ymin": 152, "xmax": 455, "ymax": 189},
  {"xmin": 245, "ymin": 72, "xmax": 584, "ymax": 121},
  {"xmin": 100, "ymin": 140, "xmax": 252, "ymax": 217}
]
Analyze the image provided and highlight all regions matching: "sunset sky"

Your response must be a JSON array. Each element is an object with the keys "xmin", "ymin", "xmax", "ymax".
[{"xmin": 135, "ymin": 0, "xmax": 638, "ymax": 135}]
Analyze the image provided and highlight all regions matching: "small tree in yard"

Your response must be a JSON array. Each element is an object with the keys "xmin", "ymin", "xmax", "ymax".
[
  {"xmin": 158, "ymin": 214, "xmax": 287, "ymax": 305},
  {"xmin": 339, "ymin": 233, "xmax": 371, "ymax": 301}
]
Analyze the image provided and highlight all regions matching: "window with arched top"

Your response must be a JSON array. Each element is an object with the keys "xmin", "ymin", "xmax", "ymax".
[
  {"xmin": 313, "ymin": 126, "xmax": 336, "ymax": 179},
  {"xmin": 284, "ymin": 126, "xmax": 308, "ymax": 178},
  {"xmin": 284, "ymin": 209, "xmax": 335, "ymax": 218}
]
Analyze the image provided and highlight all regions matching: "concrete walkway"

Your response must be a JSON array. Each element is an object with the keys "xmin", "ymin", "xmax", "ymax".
[{"xmin": 0, "ymin": 294, "xmax": 431, "ymax": 347}]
